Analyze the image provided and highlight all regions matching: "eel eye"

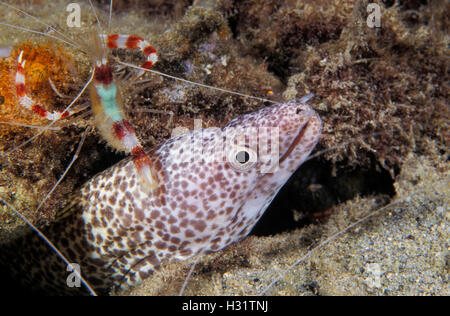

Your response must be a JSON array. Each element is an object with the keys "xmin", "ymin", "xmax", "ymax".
[{"xmin": 228, "ymin": 145, "xmax": 257, "ymax": 171}]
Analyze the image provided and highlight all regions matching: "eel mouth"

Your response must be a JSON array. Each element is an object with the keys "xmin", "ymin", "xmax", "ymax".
[{"xmin": 279, "ymin": 112, "xmax": 315, "ymax": 164}]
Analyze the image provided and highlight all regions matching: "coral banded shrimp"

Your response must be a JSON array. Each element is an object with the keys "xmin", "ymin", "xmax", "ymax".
[
  {"xmin": 0, "ymin": 0, "xmax": 447, "ymax": 296},
  {"xmin": 0, "ymin": 0, "xmax": 281, "ymax": 241},
  {"xmin": 0, "ymin": 0, "xmax": 284, "ymax": 294},
  {"xmin": 0, "ymin": 1, "xmax": 156, "ymax": 243}
]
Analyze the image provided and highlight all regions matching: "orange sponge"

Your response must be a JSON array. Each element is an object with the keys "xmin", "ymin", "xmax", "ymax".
[{"xmin": 0, "ymin": 41, "xmax": 76, "ymax": 136}]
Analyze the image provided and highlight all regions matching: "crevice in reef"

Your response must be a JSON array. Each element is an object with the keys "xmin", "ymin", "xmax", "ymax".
[{"xmin": 250, "ymin": 158, "xmax": 396, "ymax": 236}]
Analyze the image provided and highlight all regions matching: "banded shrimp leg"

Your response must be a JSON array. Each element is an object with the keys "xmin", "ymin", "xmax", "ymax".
[
  {"xmin": 0, "ymin": 0, "xmax": 164, "ymax": 230},
  {"xmin": 1, "ymin": 1, "xmax": 444, "ymax": 296},
  {"xmin": 0, "ymin": 0, "xmax": 390, "ymax": 296},
  {"xmin": 7, "ymin": 0, "xmax": 428, "ymax": 296},
  {"xmin": 120, "ymin": 64, "xmax": 446, "ymax": 296},
  {"xmin": 0, "ymin": 1, "xmax": 157, "ymax": 296},
  {"xmin": 0, "ymin": 0, "xmax": 282, "ymax": 295},
  {"xmin": 0, "ymin": 1, "xmax": 162, "ymax": 296}
]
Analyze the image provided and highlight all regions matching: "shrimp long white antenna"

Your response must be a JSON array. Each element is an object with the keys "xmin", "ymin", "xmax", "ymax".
[
  {"xmin": 178, "ymin": 249, "xmax": 207, "ymax": 296},
  {"xmin": 108, "ymin": 0, "xmax": 114, "ymax": 35},
  {"xmin": 48, "ymin": 78, "xmax": 72, "ymax": 99},
  {"xmin": 258, "ymin": 189, "xmax": 427, "ymax": 296},
  {"xmin": 0, "ymin": 121, "xmax": 61, "ymax": 130},
  {"xmin": 88, "ymin": 0, "xmax": 107, "ymax": 48},
  {"xmin": 0, "ymin": 2, "xmax": 82, "ymax": 51},
  {"xmin": 35, "ymin": 126, "xmax": 90, "ymax": 213},
  {"xmin": 1, "ymin": 1, "xmax": 276, "ymax": 106},
  {"xmin": 0, "ymin": 22, "xmax": 83, "ymax": 51},
  {"xmin": 0, "ymin": 198, "xmax": 98, "ymax": 296},
  {"xmin": 118, "ymin": 60, "xmax": 278, "ymax": 104}
]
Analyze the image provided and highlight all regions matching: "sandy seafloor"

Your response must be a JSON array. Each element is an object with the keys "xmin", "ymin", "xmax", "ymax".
[
  {"xmin": 123, "ymin": 153, "xmax": 448, "ymax": 296},
  {"xmin": 0, "ymin": 0, "xmax": 448, "ymax": 295}
]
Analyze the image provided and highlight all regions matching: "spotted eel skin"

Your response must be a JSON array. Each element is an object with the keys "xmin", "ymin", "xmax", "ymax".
[{"xmin": 1, "ymin": 96, "xmax": 322, "ymax": 295}]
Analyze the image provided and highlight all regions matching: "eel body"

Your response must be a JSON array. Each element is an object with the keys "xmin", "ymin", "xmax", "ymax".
[{"xmin": 2, "ymin": 96, "xmax": 322, "ymax": 294}]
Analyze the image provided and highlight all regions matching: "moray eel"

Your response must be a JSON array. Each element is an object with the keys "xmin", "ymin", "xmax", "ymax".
[{"xmin": 1, "ymin": 95, "xmax": 322, "ymax": 295}]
